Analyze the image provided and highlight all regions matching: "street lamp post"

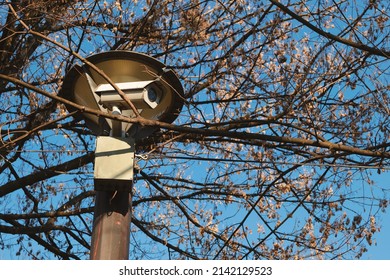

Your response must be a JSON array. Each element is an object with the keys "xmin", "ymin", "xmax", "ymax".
[{"xmin": 60, "ymin": 51, "xmax": 184, "ymax": 260}]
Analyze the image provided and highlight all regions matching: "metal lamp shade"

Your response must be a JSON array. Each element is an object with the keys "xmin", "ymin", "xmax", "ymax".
[{"xmin": 60, "ymin": 51, "xmax": 184, "ymax": 139}]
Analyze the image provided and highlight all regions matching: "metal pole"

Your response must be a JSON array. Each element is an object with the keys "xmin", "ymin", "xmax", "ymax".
[
  {"xmin": 90, "ymin": 136, "xmax": 134, "ymax": 260},
  {"xmin": 90, "ymin": 188, "xmax": 131, "ymax": 259}
]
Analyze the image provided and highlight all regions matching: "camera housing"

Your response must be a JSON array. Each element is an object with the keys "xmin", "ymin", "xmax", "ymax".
[{"xmin": 95, "ymin": 80, "xmax": 162, "ymax": 110}]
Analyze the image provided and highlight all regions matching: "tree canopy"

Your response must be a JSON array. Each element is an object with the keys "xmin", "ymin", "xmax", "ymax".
[{"xmin": 0, "ymin": 0, "xmax": 390, "ymax": 259}]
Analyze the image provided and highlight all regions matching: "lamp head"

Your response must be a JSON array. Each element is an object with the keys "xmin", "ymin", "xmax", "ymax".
[{"xmin": 60, "ymin": 51, "xmax": 184, "ymax": 139}]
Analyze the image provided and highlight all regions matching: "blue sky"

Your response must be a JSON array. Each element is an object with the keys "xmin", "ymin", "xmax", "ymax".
[
  {"xmin": 1, "ymin": 0, "xmax": 389, "ymax": 261},
  {"xmin": 364, "ymin": 214, "xmax": 390, "ymax": 259},
  {"xmin": 362, "ymin": 172, "xmax": 390, "ymax": 259}
]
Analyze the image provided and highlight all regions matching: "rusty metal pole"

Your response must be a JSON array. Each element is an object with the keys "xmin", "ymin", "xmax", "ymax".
[
  {"xmin": 90, "ymin": 135, "xmax": 134, "ymax": 260},
  {"xmin": 90, "ymin": 188, "xmax": 131, "ymax": 259}
]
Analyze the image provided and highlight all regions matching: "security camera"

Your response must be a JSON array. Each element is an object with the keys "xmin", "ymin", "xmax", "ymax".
[
  {"xmin": 95, "ymin": 80, "xmax": 162, "ymax": 110},
  {"xmin": 60, "ymin": 51, "xmax": 184, "ymax": 138}
]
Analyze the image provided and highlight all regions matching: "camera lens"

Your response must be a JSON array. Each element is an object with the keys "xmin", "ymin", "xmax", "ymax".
[{"xmin": 148, "ymin": 87, "xmax": 158, "ymax": 102}]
